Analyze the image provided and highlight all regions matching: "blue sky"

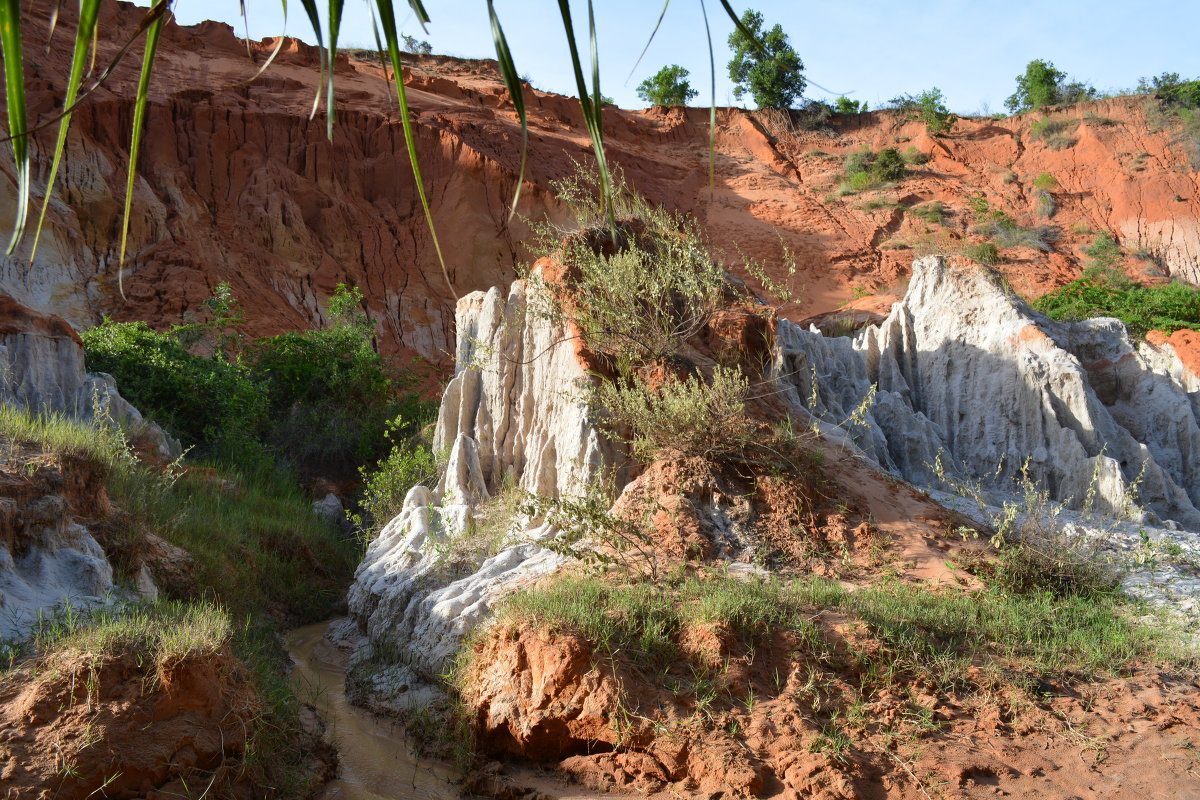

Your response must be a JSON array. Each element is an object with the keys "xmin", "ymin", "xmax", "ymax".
[{"xmin": 160, "ymin": 0, "xmax": 1200, "ymax": 113}]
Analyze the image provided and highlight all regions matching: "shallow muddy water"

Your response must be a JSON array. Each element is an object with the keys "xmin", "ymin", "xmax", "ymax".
[{"xmin": 285, "ymin": 621, "xmax": 461, "ymax": 800}]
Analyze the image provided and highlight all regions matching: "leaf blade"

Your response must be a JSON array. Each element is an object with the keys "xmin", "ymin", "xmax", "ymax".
[
  {"xmin": 31, "ymin": 0, "xmax": 103, "ymax": 261},
  {"xmin": 0, "ymin": 0, "xmax": 29, "ymax": 254},
  {"xmin": 117, "ymin": 0, "xmax": 169, "ymax": 296},
  {"xmin": 486, "ymin": 0, "xmax": 527, "ymax": 223},
  {"xmin": 374, "ymin": 0, "xmax": 453, "ymax": 296}
]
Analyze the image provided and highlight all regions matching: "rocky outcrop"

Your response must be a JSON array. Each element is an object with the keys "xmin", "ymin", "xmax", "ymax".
[
  {"xmin": 771, "ymin": 256, "xmax": 1200, "ymax": 527},
  {"xmin": 0, "ymin": 296, "xmax": 180, "ymax": 636},
  {"xmin": 0, "ymin": 295, "xmax": 180, "ymax": 462},
  {"xmin": 346, "ymin": 276, "xmax": 617, "ymax": 690}
]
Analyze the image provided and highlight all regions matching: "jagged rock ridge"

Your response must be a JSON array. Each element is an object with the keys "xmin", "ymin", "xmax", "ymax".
[{"xmin": 773, "ymin": 256, "xmax": 1200, "ymax": 527}]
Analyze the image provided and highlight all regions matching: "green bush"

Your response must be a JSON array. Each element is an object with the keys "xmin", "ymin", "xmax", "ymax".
[
  {"xmin": 888, "ymin": 88, "xmax": 956, "ymax": 134},
  {"xmin": 636, "ymin": 64, "xmax": 698, "ymax": 107},
  {"xmin": 83, "ymin": 284, "xmax": 434, "ymax": 480},
  {"xmin": 1083, "ymin": 231, "xmax": 1124, "ymax": 270},
  {"xmin": 1033, "ymin": 267, "xmax": 1200, "ymax": 337},
  {"xmin": 1138, "ymin": 72, "xmax": 1200, "ymax": 108},
  {"xmin": 530, "ymin": 170, "xmax": 728, "ymax": 364},
  {"xmin": 352, "ymin": 421, "xmax": 439, "ymax": 542},
  {"xmin": 594, "ymin": 366, "xmax": 753, "ymax": 462},
  {"xmin": 81, "ymin": 320, "xmax": 267, "ymax": 464},
  {"xmin": 839, "ymin": 147, "xmax": 907, "ymax": 192},
  {"xmin": 834, "ymin": 96, "xmax": 867, "ymax": 114},
  {"xmin": 908, "ymin": 201, "xmax": 947, "ymax": 225},
  {"xmin": 246, "ymin": 286, "xmax": 431, "ymax": 478},
  {"xmin": 1006, "ymin": 59, "xmax": 1096, "ymax": 113}
]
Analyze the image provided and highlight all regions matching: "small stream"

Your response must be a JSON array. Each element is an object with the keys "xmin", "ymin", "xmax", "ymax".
[{"xmin": 285, "ymin": 620, "xmax": 461, "ymax": 800}]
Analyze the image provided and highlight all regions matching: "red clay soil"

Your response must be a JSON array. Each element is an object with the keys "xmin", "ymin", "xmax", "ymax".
[
  {"xmin": 0, "ymin": 645, "xmax": 259, "ymax": 799},
  {"xmin": 4, "ymin": 0, "xmax": 1198, "ymax": 375},
  {"xmin": 460, "ymin": 621, "xmax": 1200, "ymax": 800}
]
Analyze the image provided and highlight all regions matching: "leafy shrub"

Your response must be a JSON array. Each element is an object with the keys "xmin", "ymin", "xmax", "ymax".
[
  {"xmin": 964, "ymin": 242, "xmax": 1001, "ymax": 265},
  {"xmin": 839, "ymin": 147, "xmax": 907, "ymax": 192},
  {"xmin": 834, "ymin": 96, "xmax": 867, "ymax": 114},
  {"xmin": 887, "ymin": 88, "xmax": 956, "ymax": 134},
  {"xmin": 1138, "ymin": 72, "xmax": 1200, "ymax": 108},
  {"xmin": 246, "ymin": 287, "xmax": 431, "ymax": 478},
  {"xmin": 530, "ymin": 170, "xmax": 728, "ymax": 364},
  {"xmin": 636, "ymin": 64, "xmax": 698, "ymax": 107},
  {"xmin": 352, "ymin": 421, "xmax": 439, "ymax": 541},
  {"xmin": 82, "ymin": 320, "xmax": 267, "ymax": 464},
  {"xmin": 727, "ymin": 9, "xmax": 806, "ymax": 109},
  {"xmin": 901, "ymin": 146, "xmax": 930, "ymax": 165},
  {"xmin": 84, "ymin": 284, "xmax": 434, "ymax": 480},
  {"xmin": 1006, "ymin": 59, "xmax": 1095, "ymax": 113},
  {"xmin": 1033, "ymin": 267, "xmax": 1200, "ymax": 337},
  {"xmin": 1083, "ymin": 231, "xmax": 1123, "ymax": 270},
  {"xmin": 594, "ymin": 366, "xmax": 753, "ymax": 462}
]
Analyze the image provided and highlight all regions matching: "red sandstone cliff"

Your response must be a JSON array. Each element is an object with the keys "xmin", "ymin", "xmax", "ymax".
[{"xmin": 1, "ymin": 0, "xmax": 1197, "ymax": 369}]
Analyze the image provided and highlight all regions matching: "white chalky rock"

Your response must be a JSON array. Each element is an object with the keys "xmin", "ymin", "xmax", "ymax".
[
  {"xmin": 770, "ymin": 256, "xmax": 1200, "ymax": 527},
  {"xmin": 347, "ymin": 279, "xmax": 619, "ymax": 678}
]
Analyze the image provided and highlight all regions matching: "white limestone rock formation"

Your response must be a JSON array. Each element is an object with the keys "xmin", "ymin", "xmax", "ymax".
[
  {"xmin": 0, "ymin": 295, "xmax": 181, "ymax": 460},
  {"xmin": 770, "ymin": 256, "xmax": 1200, "ymax": 527},
  {"xmin": 346, "ymin": 279, "xmax": 618, "ymax": 692},
  {"xmin": 0, "ymin": 296, "xmax": 187, "ymax": 636}
]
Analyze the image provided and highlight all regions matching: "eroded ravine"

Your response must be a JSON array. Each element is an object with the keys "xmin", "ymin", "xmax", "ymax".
[{"xmin": 285, "ymin": 621, "xmax": 460, "ymax": 800}]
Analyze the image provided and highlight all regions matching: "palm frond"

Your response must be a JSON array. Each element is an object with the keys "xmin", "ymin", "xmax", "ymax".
[
  {"xmin": 117, "ymin": 0, "xmax": 168, "ymax": 297},
  {"xmin": 31, "ymin": 0, "xmax": 103, "ymax": 261}
]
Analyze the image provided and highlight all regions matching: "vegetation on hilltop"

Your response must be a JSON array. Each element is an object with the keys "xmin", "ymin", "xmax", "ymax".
[{"xmin": 727, "ymin": 9, "xmax": 806, "ymax": 109}]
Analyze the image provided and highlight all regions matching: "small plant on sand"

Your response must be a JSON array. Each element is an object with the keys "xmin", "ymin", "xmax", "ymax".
[{"xmin": 839, "ymin": 147, "xmax": 908, "ymax": 193}]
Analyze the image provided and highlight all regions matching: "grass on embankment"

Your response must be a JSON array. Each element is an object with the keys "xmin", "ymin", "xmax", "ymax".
[
  {"xmin": 491, "ymin": 570, "xmax": 1191, "ymax": 692},
  {"xmin": 0, "ymin": 404, "xmax": 358, "ymax": 795}
]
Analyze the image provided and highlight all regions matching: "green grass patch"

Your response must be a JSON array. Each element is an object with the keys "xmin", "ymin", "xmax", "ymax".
[
  {"xmin": 1033, "ymin": 267, "xmax": 1200, "ymax": 337},
  {"xmin": 3, "ymin": 598, "xmax": 230, "ymax": 672},
  {"xmin": 907, "ymin": 201, "xmax": 947, "ymax": 225},
  {"xmin": 493, "ymin": 571, "xmax": 1184, "ymax": 688},
  {"xmin": 964, "ymin": 242, "xmax": 1001, "ymax": 265},
  {"xmin": 1029, "ymin": 117, "xmax": 1077, "ymax": 150}
]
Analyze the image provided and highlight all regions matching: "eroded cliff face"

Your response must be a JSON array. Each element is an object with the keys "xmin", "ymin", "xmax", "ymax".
[
  {"xmin": 344, "ymin": 256, "xmax": 1200, "ymax": 796},
  {"xmin": 773, "ymin": 256, "xmax": 1200, "ymax": 527},
  {"xmin": 349, "ymin": 258, "xmax": 1200, "ymax": 691},
  {"xmin": 2, "ymin": 0, "xmax": 1198, "ymax": 370}
]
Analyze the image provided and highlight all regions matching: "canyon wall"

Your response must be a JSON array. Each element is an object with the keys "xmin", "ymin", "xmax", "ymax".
[{"xmin": 1, "ymin": 1, "xmax": 1197, "ymax": 372}]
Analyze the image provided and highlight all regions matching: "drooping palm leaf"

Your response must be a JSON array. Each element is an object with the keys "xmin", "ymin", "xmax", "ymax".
[
  {"xmin": 556, "ymin": 0, "xmax": 612, "ymax": 221},
  {"xmin": 325, "ymin": 0, "xmax": 344, "ymax": 139},
  {"xmin": 373, "ymin": 0, "xmax": 452, "ymax": 295},
  {"xmin": 117, "ymin": 0, "xmax": 168, "ymax": 296},
  {"xmin": 296, "ymin": 0, "xmax": 325, "ymax": 120},
  {"xmin": 625, "ymin": 0, "xmax": 670, "ymax": 84},
  {"xmin": 487, "ymin": 0, "xmax": 526, "ymax": 223},
  {"xmin": 31, "ymin": 0, "xmax": 103, "ymax": 261},
  {"xmin": 1, "ymin": 1, "xmax": 172, "ymax": 144},
  {"xmin": 0, "ymin": 0, "xmax": 28, "ymax": 254},
  {"xmin": 699, "ymin": 0, "xmax": 716, "ymax": 195}
]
